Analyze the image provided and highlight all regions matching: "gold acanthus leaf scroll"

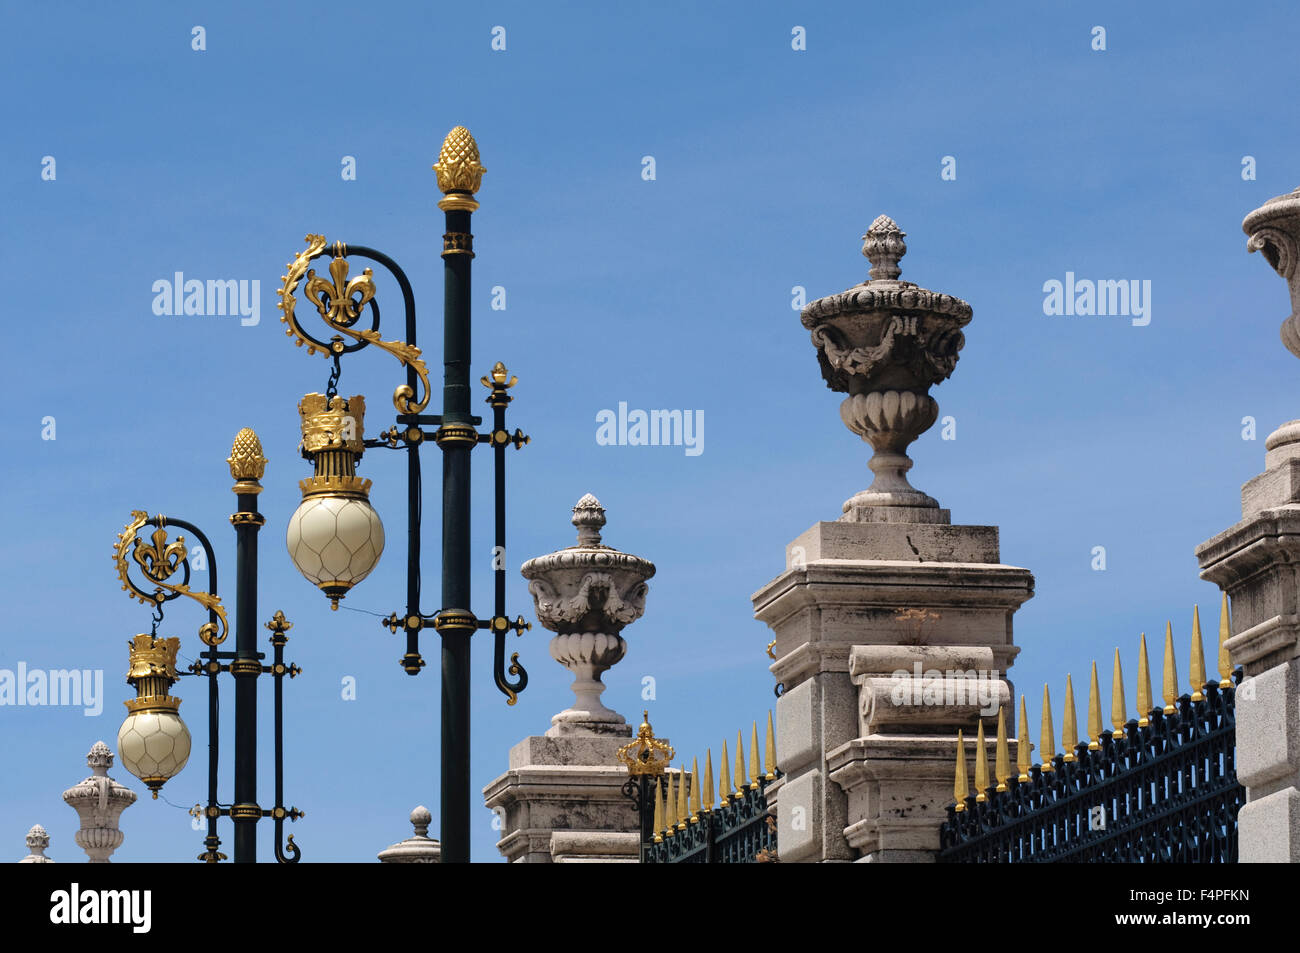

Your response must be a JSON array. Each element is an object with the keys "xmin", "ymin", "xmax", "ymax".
[{"xmin": 277, "ymin": 234, "xmax": 431, "ymax": 415}]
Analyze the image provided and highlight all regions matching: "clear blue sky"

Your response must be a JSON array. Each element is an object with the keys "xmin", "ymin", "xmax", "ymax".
[{"xmin": 3, "ymin": 1, "xmax": 1298, "ymax": 862}]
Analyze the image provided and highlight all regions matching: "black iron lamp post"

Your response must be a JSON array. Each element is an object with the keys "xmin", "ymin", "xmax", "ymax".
[
  {"xmin": 111, "ymin": 427, "xmax": 303, "ymax": 864},
  {"xmin": 276, "ymin": 125, "xmax": 531, "ymax": 864}
]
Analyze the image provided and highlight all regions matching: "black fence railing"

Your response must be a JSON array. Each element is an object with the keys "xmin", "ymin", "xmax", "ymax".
[
  {"xmin": 939, "ymin": 673, "xmax": 1244, "ymax": 863},
  {"xmin": 618, "ymin": 713, "xmax": 779, "ymax": 863},
  {"xmin": 643, "ymin": 773, "xmax": 779, "ymax": 864}
]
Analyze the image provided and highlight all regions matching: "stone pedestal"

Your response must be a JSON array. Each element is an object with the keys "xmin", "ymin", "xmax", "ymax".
[
  {"xmin": 1195, "ymin": 187, "xmax": 1300, "ymax": 863},
  {"xmin": 484, "ymin": 735, "xmax": 646, "ymax": 863},
  {"xmin": 755, "ymin": 521, "xmax": 1032, "ymax": 862},
  {"xmin": 1197, "ymin": 422, "xmax": 1300, "ymax": 862},
  {"xmin": 759, "ymin": 218, "xmax": 1033, "ymax": 861}
]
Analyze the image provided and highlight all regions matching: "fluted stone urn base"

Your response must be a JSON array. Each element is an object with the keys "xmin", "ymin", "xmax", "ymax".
[{"xmin": 547, "ymin": 632, "xmax": 631, "ymax": 737}]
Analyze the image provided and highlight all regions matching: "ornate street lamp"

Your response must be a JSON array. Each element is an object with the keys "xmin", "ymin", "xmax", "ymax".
[
  {"xmin": 274, "ymin": 125, "xmax": 531, "ymax": 863},
  {"xmin": 110, "ymin": 427, "xmax": 303, "ymax": 863}
]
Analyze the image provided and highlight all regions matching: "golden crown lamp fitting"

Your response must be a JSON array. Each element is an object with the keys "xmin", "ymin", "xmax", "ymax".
[
  {"xmin": 117, "ymin": 634, "xmax": 191, "ymax": 798},
  {"xmin": 285, "ymin": 394, "xmax": 385, "ymax": 610}
]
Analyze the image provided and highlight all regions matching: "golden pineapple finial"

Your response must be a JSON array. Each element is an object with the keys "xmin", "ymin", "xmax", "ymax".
[
  {"xmin": 1190, "ymin": 605, "xmax": 1207, "ymax": 702},
  {"xmin": 1017, "ymin": 695, "xmax": 1031, "ymax": 782},
  {"xmin": 434, "ymin": 125, "xmax": 485, "ymax": 210},
  {"xmin": 228, "ymin": 427, "xmax": 268, "ymax": 493},
  {"xmin": 953, "ymin": 730, "xmax": 969, "ymax": 810},
  {"xmin": 1062, "ymin": 674, "xmax": 1078, "ymax": 762},
  {"xmin": 1218, "ymin": 593, "xmax": 1233, "ymax": 688},
  {"xmin": 1137, "ymin": 633, "xmax": 1153, "ymax": 726},
  {"xmin": 974, "ymin": 720, "xmax": 989, "ymax": 801},
  {"xmin": 1040, "ymin": 684, "xmax": 1056, "ymax": 771},
  {"xmin": 1162, "ymin": 621, "xmax": 1179, "ymax": 714},
  {"xmin": 1111, "ymin": 648, "xmax": 1127, "ymax": 738}
]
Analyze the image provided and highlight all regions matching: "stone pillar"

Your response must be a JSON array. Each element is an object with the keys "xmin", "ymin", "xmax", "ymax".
[
  {"xmin": 1195, "ymin": 186, "xmax": 1300, "ymax": 863},
  {"xmin": 377, "ymin": 806, "xmax": 442, "ymax": 862},
  {"xmin": 483, "ymin": 495, "xmax": 657, "ymax": 862},
  {"xmin": 19, "ymin": 825, "xmax": 53, "ymax": 863},
  {"xmin": 61, "ymin": 741, "xmax": 137, "ymax": 863},
  {"xmin": 754, "ymin": 218, "xmax": 1033, "ymax": 862}
]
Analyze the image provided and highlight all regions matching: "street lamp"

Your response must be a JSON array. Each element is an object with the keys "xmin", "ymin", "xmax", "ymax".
[
  {"xmin": 110, "ymin": 427, "xmax": 303, "ymax": 863},
  {"xmin": 274, "ymin": 125, "xmax": 532, "ymax": 863}
]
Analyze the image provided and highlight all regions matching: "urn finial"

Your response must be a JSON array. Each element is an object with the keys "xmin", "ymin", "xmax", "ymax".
[
  {"xmin": 863, "ymin": 214, "xmax": 907, "ymax": 281},
  {"xmin": 572, "ymin": 493, "xmax": 606, "ymax": 546}
]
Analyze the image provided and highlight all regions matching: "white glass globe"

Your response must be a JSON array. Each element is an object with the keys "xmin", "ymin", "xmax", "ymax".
[
  {"xmin": 117, "ymin": 709, "xmax": 191, "ymax": 795},
  {"xmin": 286, "ymin": 495, "xmax": 385, "ymax": 608}
]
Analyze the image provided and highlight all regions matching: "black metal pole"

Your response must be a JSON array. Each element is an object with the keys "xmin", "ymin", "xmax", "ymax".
[
  {"xmin": 231, "ymin": 489, "xmax": 264, "ymax": 861},
  {"xmin": 435, "ymin": 199, "xmax": 476, "ymax": 863}
]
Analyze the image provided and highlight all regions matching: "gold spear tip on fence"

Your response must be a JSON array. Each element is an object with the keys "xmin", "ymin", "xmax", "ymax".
[
  {"xmin": 663, "ymin": 770, "xmax": 676, "ymax": 838},
  {"xmin": 1111, "ymin": 648, "xmax": 1127, "ymax": 738},
  {"xmin": 954, "ymin": 729, "xmax": 969, "ymax": 809},
  {"xmin": 689, "ymin": 758, "xmax": 701, "ymax": 824},
  {"xmin": 1163, "ymin": 621, "xmax": 1179, "ymax": 714},
  {"xmin": 1190, "ymin": 605, "xmax": 1207, "ymax": 702},
  {"xmin": 1137, "ymin": 632, "xmax": 1152, "ymax": 727},
  {"xmin": 995, "ymin": 706, "xmax": 1010, "ymax": 792},
  {"xmin": 749, "ymin": 722, "xmax": 761, "ymax": 790},
  {"xmin": 1062, "ymin": 674, "xmax": 1078, "ymax": 761},
  {"xmin": 974, "ymin": 720, "xmax": 989, "ymax": 801},
  {"xmin": 652, "ymin": 774, "xmax": 665, "ymax": 843},
  {"xmin": 719, "ymin": 739, "xmax": 731, "ymax": 808},
  {"xmin": 733, "ymin": 731, "xmax": 746, "ymax": 799},
  {"xmin": 1218, "ymin": 592, "xmax": 1234, "ymax": 688},
  {"xmin": 764, "ymin": 711, "xmax": 777, "ymax": 780},
  {"xmin": 675, "ymin": 764, "xmax": 689, "ymax": 831},
  {"xmin": 1087, "ymin": 660, "xmax": 1103, "ymax": 749},
  {"xmin": 1017, "ymin": 695, "xmax": 1031, "ymax": 782},
  {"xmin": 703, "ymin": 750, "xmax": 715, "ymax": 812},
  {"xmin": 1040, "ymin": 684, "xmax": 1056, "ymax": 771}
]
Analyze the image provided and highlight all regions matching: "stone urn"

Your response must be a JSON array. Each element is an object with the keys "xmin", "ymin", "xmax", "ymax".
[
  {"xmin": 521, "ymin": 494, "xmax": 655, "ymax": 737},
  {"xmin": 801, "ymin": 215, "xmax": 973, "ymax": 522},
  {"xmin": 1244, "ymin": 185, "xmax": 1300, "ymax": 359},
  {"xmin": 62, "ymin": 741, "xmax": 137, "ymax": 862},
  {"xmin": 19, "ymin": 824, "xmax": 54, "ymax": 863},
  {"xmin": 377, "ymin": 805, "xmax": 442, "ymax": 863}
]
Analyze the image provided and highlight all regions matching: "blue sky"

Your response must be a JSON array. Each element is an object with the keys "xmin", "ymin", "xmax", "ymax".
[{"xmin": 3, "ymin": 1, "xmax": 1297, "ymax": 861}]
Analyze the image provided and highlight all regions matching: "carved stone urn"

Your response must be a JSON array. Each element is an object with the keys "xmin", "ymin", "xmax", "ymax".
[
  {"xmin": 1244, "ymin": 186, "xmax": 1300, "ymax": 359},
  {"xmin": 61, "ymin": 741, "xmax": 137, "ymax": 862},
  {"xmin": 801, "ymin": 215, "xmax": 973, "ymax": 522},
  {"xmin": 521, "ymin": 494, "xmax": 655, "ymax": 737},
  {"xmin": 19, "ymin": 824, "xmax": 54, "ymax": 863}
]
